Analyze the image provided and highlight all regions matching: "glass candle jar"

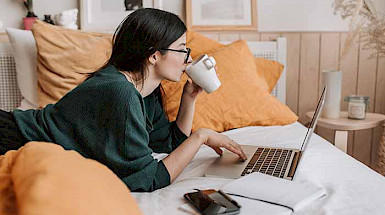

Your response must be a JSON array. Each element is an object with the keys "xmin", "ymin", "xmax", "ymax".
[{"xmin": 344, "ymin": 95, "xmax": 370, "ymax": 119}]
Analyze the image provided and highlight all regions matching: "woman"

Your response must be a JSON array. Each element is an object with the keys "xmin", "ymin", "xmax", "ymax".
[{"xmin": 0, "ymin": 8, "xmax": 246, "ymax": 192}]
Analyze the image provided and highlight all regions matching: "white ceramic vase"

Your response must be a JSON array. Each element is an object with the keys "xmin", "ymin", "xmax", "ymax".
[{"xmin": 321, "ymin": 70, "xmax": 342, "ymax": 118}]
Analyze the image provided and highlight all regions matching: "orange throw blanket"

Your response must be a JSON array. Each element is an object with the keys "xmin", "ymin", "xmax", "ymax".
[{"xmin": 0, "ymin": 142, "xmax": 142, "ymax": 215}]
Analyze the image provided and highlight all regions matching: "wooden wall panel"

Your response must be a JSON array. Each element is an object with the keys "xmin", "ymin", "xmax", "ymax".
[
  {"xmin": 298, "ymin": 34, "xmax": 321, "ymax": 123},
  {"xmin": 260, "ymin": 33, "xmax": 280, "ymax": 41},
  {"xmin": 339, "ymin": 33, "xmax": 360, "ymax": 158},
  {"xmin": 354, "ymin": 129, "xmax": 373, "ymax": 166},
  {"xmin": 282, "ymin": 33, "xmax": 301, "ymax": 114},
  {"xmin": 317, "ymin": 33, "xmax": 341, "ymax": 144},
  {"xmin": 371, "ymin": 58, "xmax": 385, "ymax": 170},
  {"xmin": 357, "ymin": 42, "xmax": 377, "ymax": 112},
  {"xmin": 375, "ymin": 58, "xmax": 385, "ymax": 116},
  {"xmin": 372, "ymin": 127, "xmax": 381, "ymax": 170},
  {"xmin": 319, "ymin": 33, "xmax": 341, "ymax": 95},
  {"xmin": 240, "ymin": 33, "xmax": 261, "ymax": 41},
  {"xmin": 218, "ymin": 34, "xmax": 240, "ymax": 42},
  {"xmin": 353, "ymin": 39, "xmax": 378, "ymax": 166},
  {"xmin": 340, "ymin": 33, "xmax": 360, "ymax": 111}
]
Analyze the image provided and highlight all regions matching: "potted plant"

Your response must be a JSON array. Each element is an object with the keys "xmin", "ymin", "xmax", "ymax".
[{"xmin": 21, "ymin": 0, "xmax": 38, "ymax": 30}]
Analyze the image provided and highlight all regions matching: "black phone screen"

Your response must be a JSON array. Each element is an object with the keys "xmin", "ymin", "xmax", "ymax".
[{"xmin": 184, "ymin": 190, "xmax": 240, "ymax": 215}]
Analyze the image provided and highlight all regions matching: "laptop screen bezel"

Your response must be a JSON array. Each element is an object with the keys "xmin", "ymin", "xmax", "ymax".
[{"xmin": 299, "ymin": 86, "xmax": 327, "ymax": 151}]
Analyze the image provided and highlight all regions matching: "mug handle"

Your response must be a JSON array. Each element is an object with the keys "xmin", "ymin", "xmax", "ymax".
[{"xmin": 203, "ymin": 57, "xmax": 216, "ymax": 70}]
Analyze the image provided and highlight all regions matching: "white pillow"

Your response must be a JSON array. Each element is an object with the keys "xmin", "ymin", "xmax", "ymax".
[{"xmin": 6, "ymin": 28, "xmax": 39, "ymax": 110}]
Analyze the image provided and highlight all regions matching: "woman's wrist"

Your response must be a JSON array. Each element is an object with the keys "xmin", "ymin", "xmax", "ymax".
[
  {"xmin": 192, "ymin": 128, "xmax": 208, "ymax": 145},
  {"xmin": 181, "ymin": 93, "xmax": 197, "ymax": 104}
]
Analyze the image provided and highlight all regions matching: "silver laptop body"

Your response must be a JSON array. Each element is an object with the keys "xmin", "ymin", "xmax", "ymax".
[{"xmin": 204, "ymin": 86, "xmax": 327, "ymax": 180}]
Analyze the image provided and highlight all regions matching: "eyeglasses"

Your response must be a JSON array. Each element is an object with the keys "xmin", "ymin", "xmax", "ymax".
[{"xmin": 161, "ymin": 47, "xmax": 191, "ymax": 64}]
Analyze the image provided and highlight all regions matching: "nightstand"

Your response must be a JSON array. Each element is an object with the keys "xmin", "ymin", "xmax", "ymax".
[{"xmin": 305, "ymin": 111, "xmax": 385, "ymax": 154}]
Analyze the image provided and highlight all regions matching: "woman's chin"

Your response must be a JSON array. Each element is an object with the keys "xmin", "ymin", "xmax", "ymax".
[
  {"xmin": 165, "ymin": 77, "xmax": 180, "ymax": 82},
  {"xmin": 164, "ymin": 71, "xmax": 184, "ymax": 82},
  {"xmin": 173, "ymin": 73, "xmax": 184, "ymax": 82}
]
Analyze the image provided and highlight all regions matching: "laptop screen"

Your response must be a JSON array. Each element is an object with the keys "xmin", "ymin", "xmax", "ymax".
[{"xmin": 299, "ymin": 86, "xmax": 327, "ymax": 151}]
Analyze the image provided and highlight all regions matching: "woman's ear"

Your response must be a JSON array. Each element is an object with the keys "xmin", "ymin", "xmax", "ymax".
[{"xmin": 149, "ymin": 51, "xmax": 159, "ymax": 65}]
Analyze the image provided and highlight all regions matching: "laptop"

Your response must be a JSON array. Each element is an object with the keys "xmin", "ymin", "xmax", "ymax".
[{"xmin": 204, "ymin": 86, "xmax": 327, "ymax": 180}]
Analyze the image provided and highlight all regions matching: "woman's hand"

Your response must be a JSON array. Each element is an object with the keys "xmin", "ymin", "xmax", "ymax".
[
  {"xmin": 163, "ymin": 127, "xmax": 246, "ymax": 182},
  {"xmin": 182, "ymin": 66, "xmax": 219, "ymax": 101},
  {"xmin": 194, "ymin": 128, "xmax": 247, "ymax": 161},
  {"xmin": 181, "ymin": 78, "xmax": 203, "ymax": 101}
]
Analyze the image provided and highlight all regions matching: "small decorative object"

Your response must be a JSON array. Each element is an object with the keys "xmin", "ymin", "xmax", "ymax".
[
  {"xmin": 23, "ymin": 17, "xmax": 38, "ymax": 30},
  {"xmin": 321, "ymin": 70, "xmax": 342, "ymax": 119},
  {"xmin": 54, "ymin": 9, "xmax": 79, "ymax": 29},
  {"xmin": 344, "ymin": 95, "xmax": 370, "ymax": 119},
  {"xmin": 20, "ymin": 0, "xmax": 38, "ymax": 30},
  {"xmin": 125, "ymin": 0, "xmax": 143, "ymax": 10},
  {"xmin": 186, "ymin": 0, "xmax": 257, "ymax": 31},
  {"xmin": 80, "ymin": 0, "xmax": 157, "ymax": 32},
  {"xmin": 43, "ymin": 15, "xmax": 55, "ymax": 25}
]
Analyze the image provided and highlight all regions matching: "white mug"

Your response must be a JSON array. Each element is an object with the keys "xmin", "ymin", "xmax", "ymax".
[{"xmin": 185, "ymin": 54, "xmax": 221, "ymax": 93}]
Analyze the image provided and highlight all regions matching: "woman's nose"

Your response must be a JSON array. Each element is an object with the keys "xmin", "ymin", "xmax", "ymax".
[{"xmin": 186, "ymin": 55, "xmax": 193, "ymax": 64}]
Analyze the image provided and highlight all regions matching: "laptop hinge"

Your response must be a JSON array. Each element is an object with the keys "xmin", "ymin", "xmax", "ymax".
[{"xmin": 287, "ymin": 151, "xmax": 302, "ymax": 179}]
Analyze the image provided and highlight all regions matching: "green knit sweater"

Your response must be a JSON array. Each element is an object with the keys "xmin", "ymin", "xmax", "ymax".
[{"xmin": 13, "ymin": 65, "xmax": 188, "ymax": 192}]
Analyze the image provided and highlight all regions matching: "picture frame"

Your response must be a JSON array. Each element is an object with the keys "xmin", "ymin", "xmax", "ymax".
[
  {"xmin": 80, "ymin": 0, "xmax": 162, "ymax": 32},
  {"xmin": 186, "ymin": 0, "xmax": 257, "ymax": 31}
]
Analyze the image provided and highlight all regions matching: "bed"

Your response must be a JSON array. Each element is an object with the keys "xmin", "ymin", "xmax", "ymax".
[
  {"xmin": 130, "ymin": 39, "xmax": 385, "ymax": 214},
  {"xmin": 134, "ymin": 123, "xmax": 385, "ymax": 214},
  {"xmin": 1, "ymin": 35, "xmax": 385, "ymax": 214}
]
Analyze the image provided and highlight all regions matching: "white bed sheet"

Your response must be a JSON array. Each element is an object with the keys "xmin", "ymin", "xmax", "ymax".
[{"xmin": 132, "ymin": 122, "xmax": 385, "ymax": 214}]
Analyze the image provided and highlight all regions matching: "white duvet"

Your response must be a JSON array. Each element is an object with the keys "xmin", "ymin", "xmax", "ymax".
[{"xmin": 132, "ymin": 122, "xmax": 385, "ymax": 214}]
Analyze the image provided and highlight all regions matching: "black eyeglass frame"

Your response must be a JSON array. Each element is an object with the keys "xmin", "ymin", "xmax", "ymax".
[{"xmin": 161, "ymin": 47, "xmax": 191, "ymax": 63}]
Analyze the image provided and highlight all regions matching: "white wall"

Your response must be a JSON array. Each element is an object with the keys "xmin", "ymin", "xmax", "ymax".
[
  {"xmin": 258, "ymin": 0, "xmax": 349, "ymax": 31},
  {"xmin": 1, "ymin": 0, "xmax": 384, "ymax": 31},
  {"xmin": 0, "ymin": 0, "xmax": 78, "ymax": 29},
  {"xmin": 0, "ymin": 0, "xmax": 183, "ymax": 30},
  {"xmin": 372, "ymin": 0, "xmax": 385, "ymax": 14}
]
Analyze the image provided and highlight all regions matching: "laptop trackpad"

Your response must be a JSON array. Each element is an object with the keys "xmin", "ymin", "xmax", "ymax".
[
  {"xmin": 204, "ymin": 146, "xmax": 256, "ymax": 179},
  {"xmin": 213, "ymin": 152, "xmax": 250, "ymax": 165}
]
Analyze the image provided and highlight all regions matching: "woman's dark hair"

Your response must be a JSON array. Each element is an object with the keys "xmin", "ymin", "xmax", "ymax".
[{"xmin": 102, "ymin": 8, "xmax": 187, "ymax": 89}]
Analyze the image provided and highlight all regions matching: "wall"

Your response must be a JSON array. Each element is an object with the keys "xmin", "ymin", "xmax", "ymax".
[
  {"xmin": 257, "ymin": 0, "xmax": 349, "ymax": 31},
  {"xmin": 1, "ymin": 0, "xmax": 384, "ymax": 30},
  {"xmin": 0, "ymin": 0, "xmax": 184, "ymax": 30},
  {"xmin": 0, "ymin": 0, "xmax": 78, "ymax": 29},
  {"xmin": 1, "ymin": 0, "xmax": 385, "ymax": 171}
]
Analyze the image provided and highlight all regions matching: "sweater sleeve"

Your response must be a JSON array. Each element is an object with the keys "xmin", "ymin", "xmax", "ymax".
[
  {"xmin": 117, "ymin": 93, "xmax": 171, "ymax": 192},
  {"xmin": 148, "ymin": 94, "xmax": 188, "ymax": 154}
]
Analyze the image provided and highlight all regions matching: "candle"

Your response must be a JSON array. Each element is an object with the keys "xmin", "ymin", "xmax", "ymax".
[{"xmin": 344, "ymin": 96, "xmax": 369, "ymax": 120}]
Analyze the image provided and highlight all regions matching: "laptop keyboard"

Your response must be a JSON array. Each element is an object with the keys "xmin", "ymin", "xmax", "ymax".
[{"xmin": 241, "ymin": 148, "xmax": 293, "ymax": 178}]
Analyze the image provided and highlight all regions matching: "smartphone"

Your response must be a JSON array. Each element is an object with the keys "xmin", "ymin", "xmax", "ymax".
[{"xmin": 184, "ymin": 189, "xmax": 241, "ymax": 215}]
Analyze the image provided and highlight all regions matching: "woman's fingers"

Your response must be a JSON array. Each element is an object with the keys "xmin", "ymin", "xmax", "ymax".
[
  {"xmin": 212, "ymin": 146, "xmax": 223, "ymax": 155},
  {"xmin": 230, "ymin": 141, "xmax": 247, "ymax": 161},
  {"xmin": 203, "ymin": 130, "xmax": 247, "ymax": 160},
  {"xmin": 223, "ymin": 141, "xmax": 247, "ymax": 161}
]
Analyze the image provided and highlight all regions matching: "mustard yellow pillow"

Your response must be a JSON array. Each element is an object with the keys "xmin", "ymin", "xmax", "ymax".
[
  {"xmin": 187, "ymin": 31, "xmax": 284, "ymax": 93},
  {"xmin": 31, "ymin": 21, "xmax": 112, "ymax": 108},
  {"xmin": 11, "ymin": 142, "xmax": 142, "ymax": 215},
  {"xmin": 162, "ymin": 40, "xmax": 297, "ymax": 132},
  {"xmin": 255, "ymin": 58, "xmax": 284, "ymax": 93}
]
